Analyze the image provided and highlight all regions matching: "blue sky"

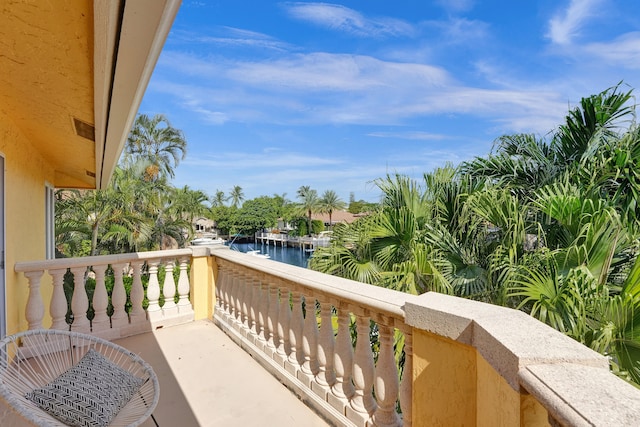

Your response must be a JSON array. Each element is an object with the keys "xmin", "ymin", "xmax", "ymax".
[{"xmin": 138, "ymin": 0, "xmax": 640, "ymax": 203}]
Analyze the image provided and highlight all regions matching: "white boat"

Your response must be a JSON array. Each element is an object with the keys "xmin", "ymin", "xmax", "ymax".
[
  {"xmin": 246, "ymin": 250, "xmax": 270, "ymax": 259},
  {"xmin": 190, "ymin": 237, "xmax": 225, "ymax": 246}
]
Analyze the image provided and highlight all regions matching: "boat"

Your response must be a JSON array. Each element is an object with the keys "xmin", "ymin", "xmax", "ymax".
[
  {"xmin": 246, "ymin": 250, "xmax": 270, "ymax": 259},
  {"xmin": 190, "ymin": 237, "xmax": 225, "ymax": 246}
]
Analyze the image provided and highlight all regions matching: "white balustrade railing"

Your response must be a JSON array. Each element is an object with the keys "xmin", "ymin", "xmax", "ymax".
[
  {"xmin": 212, "ymin": 249, "xmax": 413, "ymax": 427},
  {"xmin": 16, "ymin": 245, "xmax": 640, "ymax": 426},
  {"xmin": 14, "ymin": 249, "xmax": 194, "ymax": 341}
]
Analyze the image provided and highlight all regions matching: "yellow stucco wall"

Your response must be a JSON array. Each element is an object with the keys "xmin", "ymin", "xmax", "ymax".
[
  {"xmin": 0, "ymin": 109, "xmax": 55, "ymax": 335},
  {"xmin": 412, "ymin": 328, "xmax": 550, "ymax": 427},
  {"xmin": 520, "ymin": 393, "xmax": 549, "ymax": 426},
  {"xmin": 413, "ymin": 329, "xmax": 476, "ymax": 426},
  {"xmin": 476, "ymin": 352, "xmax": 520, "ymax": 426},
  {"xmin": 190, "ymin": 252, "xmax": 215, "ymax": 320}
]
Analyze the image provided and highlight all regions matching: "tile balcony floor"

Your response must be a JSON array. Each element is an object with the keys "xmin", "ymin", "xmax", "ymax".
[
  {"xmin": 0, "ymin": 320, "xmax": 330, "ymax": 427},
  {"xmin": 123, "ymin": 320, "xmax": 330, "ymax": 427}
]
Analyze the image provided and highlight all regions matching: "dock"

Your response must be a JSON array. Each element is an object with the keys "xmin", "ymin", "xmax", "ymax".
[{"xmin": 255, "ymin": 232, "xmax": 331, "ymax": 251}]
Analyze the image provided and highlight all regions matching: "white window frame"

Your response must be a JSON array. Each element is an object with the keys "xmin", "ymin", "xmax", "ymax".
[{"xmin": 45, "ymin": 183, "xmax": 55, "ymax": 259}]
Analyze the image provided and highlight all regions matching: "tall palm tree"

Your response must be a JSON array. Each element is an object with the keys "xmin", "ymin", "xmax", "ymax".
[
  {"xmin": 168, "ymin": 186, "xmax": 210, "ymax": 243},
  {"xmin": 125, "ymin": 114, "xmax": 187, "ymax": 181},
  {"xmin": 170, "ymin": 186, "xmax": 210, "ymax": 223},
  {"xmin": 229, "ymin": 185, "xmax": 244, "ymax": 208},
  {"xmin": 320, "ymin": 190, "xmax": 346, "ymax": 229},
  {"xmin": 211, "ymin": 190, "xmax": 227, "ymax": 207},
  {"xmin": 297, "ymin": 186, "xmax": 320, "ymax": 236}
]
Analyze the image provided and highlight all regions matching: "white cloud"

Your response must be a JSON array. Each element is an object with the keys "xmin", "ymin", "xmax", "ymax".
[
  {"xmin": 583, "ymin": 32, "xmax": 640, "ymax": 69},
  {"xmin": 152, "ymin": 47, "xmax": 572, "ymax": 134},
  {"xmin": 229, "ymin": 53, "xmax": 451, "ymax": 91},
  {"xmin": 547, "ymin": 0, "xmax": 604, "ymax": 45},
  {"xmin": 441, "ymin": 18, "xmax": 489, "ymax": 44},
  {"xmin": 283, "ymin": 2, "xmax": 416, "ymax": 38},
  {"xmin": 170, "ymin": 27, "xmax": 293, "ymax": 52}
]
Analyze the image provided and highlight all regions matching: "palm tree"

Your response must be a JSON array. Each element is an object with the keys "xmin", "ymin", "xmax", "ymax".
[
  {"xmin": 297, "ymin": 186, "xmax": 321, "ymax": 236},
  {"xmin": 461, "ymin": 134, "xmax": 558, "ymax": 201},
  {"xmin": 229, "ymin": 185, "xmax": 244, "ymax": 208},
  {"xmin": 462, "ymin": 84, "xmax": 635, "ymax": 202},
  {"xmin": 211, "ymin": 190, "xmax": 227, "ymax": 208},
  {"xmin": 168, "ymin": 186, "xmax": 211, "ymax": 243},
  {"xmin": 320, "ymin": 190, "xmax": 346, "ymax": 229},
  {"xmin": 55, "ymin": 167, "xmax": 153, "ymax": 256},
  {"xmin": 125, "ymin": 114, "xmax": 187, "ymax": 181},
  {"xmin": 553, "ymin": 83, "xmax": 633, "ymax": 166},
  {"xmin": 312, "ymin": 173, "xmax": 457, "ymax": 295}
]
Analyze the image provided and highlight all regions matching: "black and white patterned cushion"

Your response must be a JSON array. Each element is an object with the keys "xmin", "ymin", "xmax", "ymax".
[{"xmin": 24, "ymin": 348, "xmax": 145, "ymax": 427}]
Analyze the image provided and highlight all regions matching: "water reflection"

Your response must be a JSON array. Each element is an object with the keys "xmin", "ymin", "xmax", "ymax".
[{"xmin": 228, "ymin": 242, "xmax": 312, "ymax": 268}]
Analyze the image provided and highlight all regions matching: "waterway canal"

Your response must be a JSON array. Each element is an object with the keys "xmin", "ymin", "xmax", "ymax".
[{"xmin": 228, "ymin": 242, "xmax": 312, "ymax": 268}]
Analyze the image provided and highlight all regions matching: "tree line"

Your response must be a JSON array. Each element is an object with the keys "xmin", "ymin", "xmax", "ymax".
[{"xmin": 211, "ymin": 186, "xmax": 367, "ymax": 237}]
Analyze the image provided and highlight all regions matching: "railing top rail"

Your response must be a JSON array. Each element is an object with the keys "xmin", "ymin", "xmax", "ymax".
[
  {"xmin": 15, "ymin": 248, "xmax": 193, "ymax": 273},
  {"xmin": 211, "ymin": 247, "xmax": 418, "ymax": 321}
]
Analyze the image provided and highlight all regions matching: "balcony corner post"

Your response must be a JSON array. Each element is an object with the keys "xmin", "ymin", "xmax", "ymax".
[{"xmin": 191, "ymin": 247, "xmax": 215, "ymax": 320}]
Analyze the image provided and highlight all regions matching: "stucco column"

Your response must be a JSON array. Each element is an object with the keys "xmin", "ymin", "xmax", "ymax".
[
  {"xmin": 189, "ymin": 246, "xmax": 218, "ymax": 320},
  {"xmin": 412, "ymin": 329, "xmax": 477, "ymax": 426}
]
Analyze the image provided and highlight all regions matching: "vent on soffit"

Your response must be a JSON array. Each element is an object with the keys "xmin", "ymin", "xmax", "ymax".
[{"xmin": 73, "ymin": 117, "xmax": 95, "ymax": 141}]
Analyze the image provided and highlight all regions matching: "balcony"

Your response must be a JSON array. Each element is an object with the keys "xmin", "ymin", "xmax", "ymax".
[{"xmin": 5, "ymin": 245, "xmax": 640, "ymax": 426}]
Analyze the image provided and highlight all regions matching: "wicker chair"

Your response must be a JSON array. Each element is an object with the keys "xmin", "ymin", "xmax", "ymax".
[{"xmin": 0, "ymin": 329, "xmax": 159, "ymax": 427}]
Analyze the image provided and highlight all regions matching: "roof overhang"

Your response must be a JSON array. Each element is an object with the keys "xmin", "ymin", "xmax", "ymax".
[
  {"xmin": 94, "ymin": 0, "xmax": 181, "ymax": 189},
  {"xmin": 0, "ymin": 0, "xmax": 181, "ymax": 189}
]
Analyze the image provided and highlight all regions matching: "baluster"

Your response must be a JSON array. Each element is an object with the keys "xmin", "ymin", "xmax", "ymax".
[
  {"xmin": 234, "ymin": 271, "xmax": 246, "ymax": 330},
  {"xmin": 224, "ymin": 270, "xmax": 235, "ymax": 325},
  {"xmin": 24, "ymin": 271, "xmax": 45, "ymax": 330},
  {"xmin": 316, "ymin": 297, "xmax": 336, "ymax": 393},
  {"xmin": 48, "ymin": 269, "xmax": 68, "ymax": 330},
  {"xmin": 286, "ymin": 289, "xmax": 304, "ymax": 373},
  {"xmin": 162, "ymin": 259, "xmax": 178, "ymax": 316},
  {"xmin": 69, "ymin": 266, "xmax": 90, "ymax": 333},
  {"xmin": 214, "ymin": 261, "xmax": 223, "ymax": 311},
  {"xmin": 177, "ymin": 256, "xmax": 193, "ymax": 314},
  {"xmin": 226, "ymin": 267, "xmax": 237, "ymax": 323},
  {"xmin": 248, "ymin": 275, "xmax": 259, "ymax": 335},
  {"xmin": 129, "ymin": 261, "xmax": 146, "ymax": 324},
  {"xmin": 229, "ymin": 269, "xmax": 240, "ymax": 326},
  {"xmin": 373, "ymin": 319, "xmax": 401, "ymax": 427},
  {"xmin": 91, "ymin": 265, "xmax": 109, "ymax": 332},
  {"xmin": 218, "ymin": 262, "xmax": 231, "ymax": 319},
  {"xmin": 349, "ymin": 311, "xmax": 376, "ymax": 420},
  {"xmin": 110, "ymin": 263, "xmax": 128, "ymax": 329},
  {"xmin": 300, "ymin": 294, "xmax": 319, "ymax": 383},
  {"xmin": 240, "ymin": 272, "xmax": 251, "ymax": 331},
  {"xmin": 276, "ymin": 284, "xmax": 291, "ymax": 363},
  {"xmin": 266, "ymin": 281, "xmax": 279, "ymax": 352},
  {"xmin": 257, "ymin": 279, "xmax": 268, "ymax": 343},
  {"xmin": 399, "ymin": 328, "xmax": 413, "ymax": 427},
  {"xmin": 146, "ymin": 260, "xmax": 162, "ymax": 321},
  {"xmin": 331, "ymin": 304, "xmax": 355, "ymax": 409}
]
